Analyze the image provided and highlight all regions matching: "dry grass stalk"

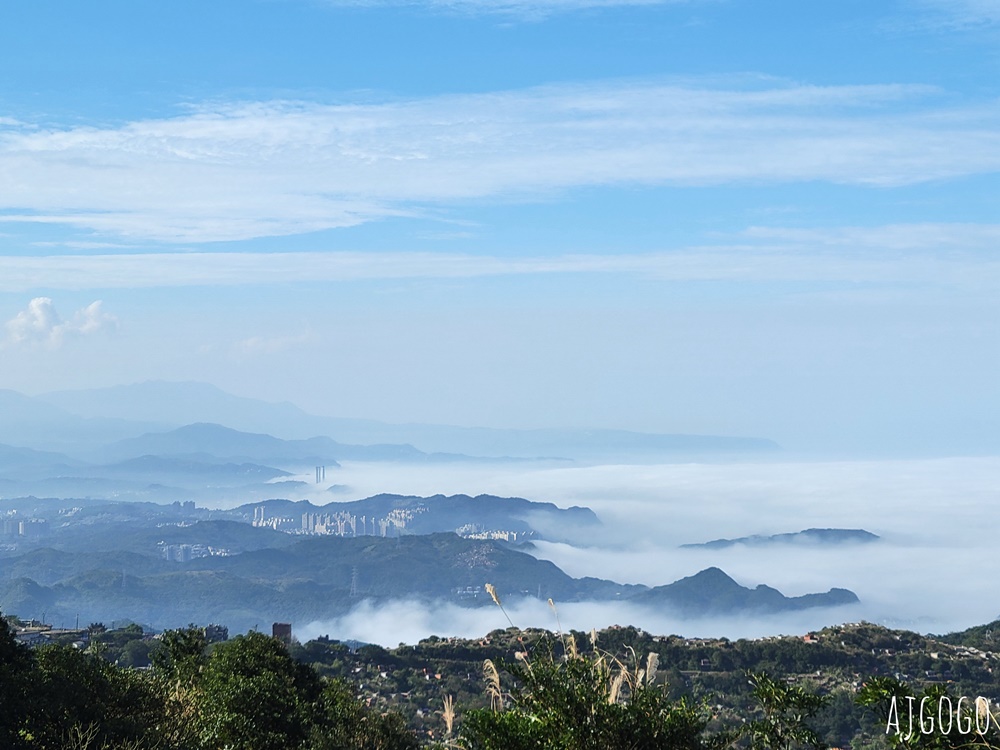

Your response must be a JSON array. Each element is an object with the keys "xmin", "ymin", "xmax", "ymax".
[
  {"xmin": 442, "ymin": 694, "xmax": 456, "ymax": 736},
  {"xmin": 484, "ymin": 582, "xmax": 517, "ymax": 631},
  {"xmin": 608, "ymin": 671, "xmax": 625, "ymax": 705},
  {"xmin": 567, "ymin": 632, "xmax": 579, "ymax": 660},
  {"xmin": 547, "ymin": 597, "xmax": 576, "ymax": 659},
  {"xmin": 484, "ymin": 659, "xmax": 504, "ymax": 711},
  {"xmin": 485, "ymin": 583, "xmax": 500, "ymax": 607},
  {"xmin": 645, "ymin": 652, "xmax": 659, "ymax": 685},
  {"xmin": 64, "ymin": 724, "xmax": 99, "ymax": 750}
]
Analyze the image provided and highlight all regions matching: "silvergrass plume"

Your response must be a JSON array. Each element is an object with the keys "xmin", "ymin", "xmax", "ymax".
[
  {"xmin": 547, "ymin": 597, "xmax": 572, "ymax": 658},
  {"xmin": 645, "ymin": 652, "xmax": 659, "ymax": 686},
  {"xmin": 484, "ymin": 582, "xmax": 517, "ymax": 631},
  {"xmin": 483, "ymin": 659, "xmax": 503, "ymax": 711},
  {"xmin": 442, "ymin": 694, "xmax": 455, "ymax": 736},
  {"xmin": 609, "ymin": 671, "xmax": 625, "ymax": 706}
]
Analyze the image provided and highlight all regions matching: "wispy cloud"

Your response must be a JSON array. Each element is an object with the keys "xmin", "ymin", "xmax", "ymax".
[
  {"xmin": 3, "ymin": 223, "xmax": 1000, "ymax": 292},
  {"xmin": 320, "ymin": 0, "xmax": 683, "ymax": 19},
  {"xmin": 915, "ymin": 0, "xmax": 1000, "ymax": 25},
  {"xmin": 739, "ymin": 222, "xmax": 1000, "ymax": 250},
  {"xmin": 2, "ymin": 80, "xmax": 1000, "ymax": 243},
  {"xmin": 3, "ymin": 297, "xmax": 118, "ymax": 348},
  {"xmin": 233, "ymin": 331, "xmax": 318, "ymax": 356}
]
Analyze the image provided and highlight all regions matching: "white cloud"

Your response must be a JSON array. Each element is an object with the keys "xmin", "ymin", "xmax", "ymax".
[
  {"xmin": 1, "ymin": 80, "xmax": 999, "ymax": 243},
  {"xmin": 916, "ymin": 0, "xmax": 1000, "ymax": 25},
  {"xmin": 298, "ymin": 596, "xmax": 863, "ymax": 648},
  {"xmin": 234, "ymin": 331, "xmax": 317, "ymax": 356},
  {"xmin": 3, "ymin": 222, "xmax": 1000, "ymax": 292},
  {"xmin": 321, "ymin": 0, "xmax": 681, "ymax": 18},
  {"xmin": 307, "ymin": 457, "xmax": 1000, "ymax": 640},
  {"xmin": 740, "ymin": 222, "xmax": 1000, "ymax": 250},
  {"xmin": 3, "ymin": 297, "xmax": 118, "ymax": 348}
]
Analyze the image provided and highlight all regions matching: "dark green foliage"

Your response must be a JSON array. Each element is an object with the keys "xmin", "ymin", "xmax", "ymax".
[
  {"xmin": 1, "ymin": 615, "xmax": 168, "ymax": 749},
  {"xmin": 194, "ymin": 631, "xmax": 322, "ymax": 750},
  {"xmin": 117, "ymin": 636, "xmax": 157, "ymax": 668},
  {"xmin": 458, "ymin": 649, "xmax": 837, "ymax": 750},
  {"xmin": 159, "ymin": 627, "xmax": 420, "ymax": 750},
  {"xmin": 459, "ymin": 642, "xmax": 713, "ymax": 750},
  {"xmin": 461, "ymin": 711, "xmax": 550, "ymax": 750},
  {"xmin": 151, "ymin": 625, "xmax": 208, "ymax": 686},
  {"xmin": 743, "ymin": 672, "xmax": 828, "ymax": 750},
  {"xmin": 810, "ymin": 689, "xmax": 867, "ymax": 747},
  {"xmin": 3, "ymin": 610, "xmax": 1000, "ymax": 750},
  {"xmin": 0, "ymin": 611, "xmax": 420, "ymax": 750},
  {"xmin": 0, "ymin": 616, "xmax": 34, "ymax": 749},
  {"xmin": 24, "ymin": 644, "xmax": 168, "ymax": 750},
  {"xmin": 933, "ymin": 620, "xmax": 1000, "ymax": 651},
  {"xmin": 856, "ymin": 676, "xmax": 1000, "ymax": 750},
  {"xmin": 309, "ymin": 680, "xmax": 420, "ymax": 750}
]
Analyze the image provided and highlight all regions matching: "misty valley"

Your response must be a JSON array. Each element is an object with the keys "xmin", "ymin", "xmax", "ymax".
[
  {"xmin": 2, "ymin": 381, "xmax": 989, "ymax": 642},
  {"xmin": 5, "ymin": 2, "xmax": 1000, "ymax": 746},
  {"xmin": 0, "ymin": 382, "xmax": 877, "ymax": 637},
  {"xmin": 2, "ymin": 382, "xmax": 999, "ymax": 750}
]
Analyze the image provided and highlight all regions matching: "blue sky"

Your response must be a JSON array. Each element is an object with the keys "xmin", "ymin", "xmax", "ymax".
[{"xmin": 1, "ymin": 0, "xmax": 999, "ymax": 454}]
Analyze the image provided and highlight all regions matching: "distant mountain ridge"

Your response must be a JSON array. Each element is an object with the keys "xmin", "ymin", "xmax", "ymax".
[
  {"xmin": 99, "ymin": 455, "xmax": 293, "ymax": 481},
  {"xmin": 0, "ymin": 390, "xmax": 165, "ymax": 454},
  {"xmin": 35, "ymin": 381, "xmax": 781, "ymax": 461},
  {"xmin": 103, "ymin": 422, "xmax": 549, "ymax": 466},
  {"xmin": 0, "ymin": 530, "xmax": 858, "ymax": 633},
  {"xmin": 632, "ymin": 567, "xmax": 859, "ymax": 613},
  {"xmin": 0, "ymin": 443, "xmax": 77, "ymax": 471},
  {"xmin": 241, "ymin": 493, "xmax": 600, "ymax": 543},
  {"xmin": 106, "ymin": 423, "xmax": 371, "ymax": 465},
  {"xmin": 681, "ymin": 528, "xmax": 880, "ymax": 549}
]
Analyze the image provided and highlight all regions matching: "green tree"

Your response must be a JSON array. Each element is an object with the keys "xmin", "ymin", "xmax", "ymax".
[
  {"xmin": 194, "ymin": 631, "xmax": 321, "ymax": 750},
  {"xmin": 151, "ymin": 625, "xmax": 208, "ymax": 687},
  {"xmin": 118, "ymin": 637, "xmax": 156, "ymax": 669},
  {"xmin": 23, "ymin": 644, "xmax": 166, "ymax": 750},
  {"xmin": 308, "ymin": 679, "xmax": 419, "ymax": 750},
  {"xmin": 742, "ymin": 672, "xmax": 828, "ymax": 750},
  {"xmin": 0, "ymin": 615, "xmax": 34, "ymax": 749},
  {"xmin": 459, "ymin": 641, "xmax": 712, "ymax": 750},
  {"xmin": 856, "ymin": 676, "xmax": 1000, "ymax": 750}
]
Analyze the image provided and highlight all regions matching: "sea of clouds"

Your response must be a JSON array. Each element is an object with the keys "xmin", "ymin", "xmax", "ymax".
[{"xmin": 286, "ymin": 456, "xmax": 1000, "ymax": 646}]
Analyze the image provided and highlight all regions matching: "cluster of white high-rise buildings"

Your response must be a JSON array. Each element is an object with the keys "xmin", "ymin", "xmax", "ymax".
[
  {"xmin": 158, "ymin": 542, "xmax": 231, "ymax": 562},
  {"xmin": 300, "ymin": 507, "xmax": 425, "ymax": 537},
  {"xmin": 251, "ymin": 506, "xmax": 297, "ymax": 531}
]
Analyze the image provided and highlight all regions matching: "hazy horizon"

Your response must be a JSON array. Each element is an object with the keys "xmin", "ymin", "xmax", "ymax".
[
  {"xmin": 2, "ymin": 3, "xmax": 1000, "ymax": 456},
  {"xmin": 1, "ymin": 378, "xmax": 997, "ymax": 643},
  {"xmin": 2, "ymin": 1, "xmax": 999, "ymax": 646},
  {"xmin": 3, "ymin": 377, "xmax": 998, "ymax": 462}
]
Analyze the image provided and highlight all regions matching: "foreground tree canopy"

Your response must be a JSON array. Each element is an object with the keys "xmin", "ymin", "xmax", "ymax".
[
  {"xmin": 2, "ymin": 612, "xmax": 997, "ymax": 750},
  {"xmin": 458, "ymin": 641, "xmax": 713, "ymax": 750},
  {"xmin": 0, "ymin": 615, "xmax": 418, "ymax": 750}
]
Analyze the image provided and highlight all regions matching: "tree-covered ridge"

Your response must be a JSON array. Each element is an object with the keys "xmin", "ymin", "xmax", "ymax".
[
  {"xmin": 0, "ymin": 516, "xmax": 858, "ymax": 633},
  {"xmin": 933, "ymin": 620, "xmax": 1000, "ymax": 652},
  {"xmin": 5, "ymin": 611, "xmax": 1000, "ymax": 749},
  {"xmin": 0, "ymin": 614, "xmax": 419, "ymax": 750},
  {"xmin": 289, "ymin": 620, "xmax": 1000, "ymax": 746}
]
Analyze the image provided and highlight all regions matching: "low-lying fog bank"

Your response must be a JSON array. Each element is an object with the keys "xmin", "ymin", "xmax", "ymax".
[
  {"xmin": 298, "ymin": 596, "xmax": 867, "ymax": 648},
  {"xmin": 291, "ymin": 456, "xmax": 1000, "ymax": 642}
]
